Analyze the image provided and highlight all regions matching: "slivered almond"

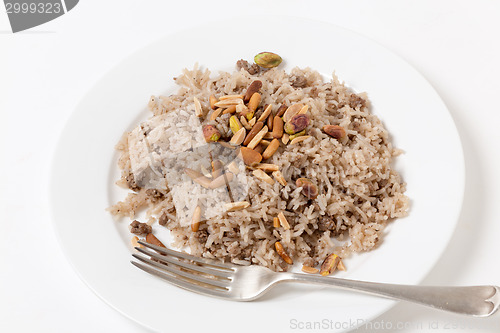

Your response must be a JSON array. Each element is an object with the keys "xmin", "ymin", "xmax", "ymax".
[
  {"xmin": 223, "ymin": 105, "xmax": 237, "ymax": 114},
  {"xmin": 257, "ymin": 104, "xmax": 273, "ymax": 123},
  {"xmin": 212, "ymin": 160, "xmax": 223, "ymax": 179},
  {"xmin": 238, "ymin": 147, "xmax": 262, "ymax": 166},
  {"xmin": 194, "ymin": 96, "xmax": 203, "ymax": 117},
  {"xmin": 191, "ymin": 205, "xmax": 202, "ymax": 232},
  {"xmin": 247, "ymin": 125, "xmax": 268, "ymax": 150},
  {"xmin": 243, "ymin": 121, "xmax": 264, "ymax": 146},
  {"xmin": 273, "ymin": 170, "xmax": 287, "ymax": 186},
  {"xmin": 145, "ymin": 233, "xmax": 166, "ymax": 248},
  {"xmin": 282, "ymin": 133, "xmax": 289, "ymax": 144},
  {"xmin": 240, "ymin": 115, "xmax": 252, "ymax": 130},
  {"xmin": 209, "ymin": 172, "xmax": 234, "ymax": 189},
  {"xmin": 298, "ymin": 104, "xmax": 309, "ymax": 115},
  {"xmin": 131, "ymin": 236, "xmax": 142, "ymax": 248},
  {"xmin": 209, "ymin": 95, "xmax": 218, "ymax": 110},
  {"xmin": 218, "ymin": 141, "xmax": 236, "ymax": 149},
  {"xmin": 214, "ymin": 98, "xmax": 243, "ymax": 108},
  {"xmin": 248, "ymin": 92, "xmax": 261, "ymax": 112},
  {"xmin": 210, "ymin": 107, "xmax": 223, "ymax": 121},
  {"xmin": 262, "ymin": 138, "xmax": 280, "ymax": 160},
  {"xmin": 229, "ymin": 127, "xmax": 246, "ymax": 145},
  {"xmin": 290, "ymin": 135, "xmax": 311, "ymax": 145},
  {"xmin": 282, "ymin": 103, "xmax": 303, "ymax": 123},
  {"xmin": 255, "ymin": 163, "xmax": 279, "ymax": 172},
  {"xmin": 219, "ymin": 94, "xmax": 244, "ymax": 100},
  {"xmin": 225, "ymin": 201, "xmax": 250, "ymax": 212},
  {"xmin": 275, "ymin": 241, "xmax": 293, "ymax": 265},
  {"xmin": 277, "ymin": 211, "xmax": 290, "ymax": 230},
  {"xmin": 252, "ymin": 169, "xmax": 274, "ymax": 185},
  {"xmin": 185, "ymin": 168, "xmax": 212, "ymax": 188},
  {"xmin": 273, "ymin": 217, "xmax": 280, "ymax": 228},
  {"xmin": 248, "ymin": 117, "xmax": 256, "ymax": 127},
  {"xmin": 301, "ymin": 265, "xmax": 319, "ymax": 274},
  {"xmin": 226, "ymin": 160, "xmax": 240, "ymax": 174},
  {"xmin": 272, "ymin": 116, "xmax": 284, "ymax": 139}
]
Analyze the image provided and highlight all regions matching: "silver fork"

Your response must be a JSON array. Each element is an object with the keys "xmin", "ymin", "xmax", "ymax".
[{"xmin": 132, "ymin": 241, "xmax": 499, "ymax": 317}]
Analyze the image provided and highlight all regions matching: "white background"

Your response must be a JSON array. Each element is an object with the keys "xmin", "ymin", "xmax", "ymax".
[{"xmin": 1, "ymin": 1, "xmax": 499, "ymax": 332}]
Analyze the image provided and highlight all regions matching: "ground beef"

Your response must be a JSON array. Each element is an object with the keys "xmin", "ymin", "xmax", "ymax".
[
  {"xmin": 146, "ymin": 189, "xmax": 164, "ymax": 202},
  {"xmin": 290, "ymin": 75, "xmax": 308, "ymax": 88},
  {"xmin": 237, "ymin": 247, "xmax": 252, "ymax": 260},
  {"xmin": 348, "ymin": 93, "xmax": 366, "ymax": 109},
  {"xmin": 195, "ymin": 230, "xmax": 208, "ymax": 244},
  {"xmin": 129, "ymin": 220, "xmax": 152, "ymax": 236},
  {"xmin": 236, "ymin": 59, "xmax": 261, "ymax": 75},
  {"xmin": 318, "ymin": 215, "xmax": 336, "ymax": 232},
  {"xmin": 125, "ymin": 171, "xmax": 141, "ymax": 192}
]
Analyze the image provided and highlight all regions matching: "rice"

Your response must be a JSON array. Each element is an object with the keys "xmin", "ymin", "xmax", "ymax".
[{"xmin": 108, "ymin": 60, "xmax": 409, "ymax": 272}]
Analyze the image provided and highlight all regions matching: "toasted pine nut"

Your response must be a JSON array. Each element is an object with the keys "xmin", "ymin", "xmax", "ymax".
[
  {"xmin": 275, "ymin": 241, "xmax": 293, "ymax": 265},
  {"xmin": 277, "ymin": 211, "xmax": 290, "ymax": 230},
  {"xmin": 273, "ymin": 217, "xmax": 280, "ymax": 228},
  {"xmin": 301, "ymin": 265, "xmax": 319, "ymax": 274},
  {"xmin": 267, "ymin": 113, "xmax": 274, "ymax": 131},
  {"xmin": 259, "ymin": 139, "xmax": 271, "ymax": 147},
  {"xmin": 209, "ymin": 95, "xmax": 218, "ymax": 110},
  {"xmin": 191, "ymin": 205, "xmax": 202, "ymax": 232},
  {"xmin": 276, "ymin": 104, "xmax": 287, "ymax": 117},
  {"xmin": 247, "ymin": 125, "xmax": 269, "ymax": 150},
  {"xmin": 252, "ymin": 169, "xmax": 274, "ymax": 185},
  {"xmin": 298, "ymin": 104, "xmax": 309, "ymax": 115},
  {"xmin": 240, "ymin": 115, "xmax": 252, "ymax": 130},
  {"xmin": 272, "ymin": 116, "xmax": 284, "ymax": 139},
  {"xmin": 262, "ymin": 138, "xmax": 280, "ymax": 160},
  {"xmin": 223, "ymin": 105, "xmax": 237, "ymax": 114},
  {"xmin": 244, "ymin": 80, "xmax": 262, "ymax": 103},
  {"xmin": 248, "ymin": 92, "xmax": 261, "ymax": 112}
]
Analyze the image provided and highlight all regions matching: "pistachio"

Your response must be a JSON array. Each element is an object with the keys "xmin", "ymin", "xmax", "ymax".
[
  {"xmin": 320, "ymin": 253, "xmax": 340, "ymax": 276},
  {"xmin": 301, "ymin": 265, "xmax": 319, "ymax": 274},
  {"xmin": 238, "ymin": 147, "xmax": 262, "ymax": 166},
  {"xmin": 274, "ymin": 241, "xmax": 293, "ymax": 264},
  {"xmin": 223, "ymin": 105, "xmax": 237, "ymax": 114},
  {"xmin": 282, "ymin": 103, "xmax": 303, "ymax": 123},
  {"xmin": 243, "ymin": 121, "xmax": 264, "ymax": 146},
  {"xmin": 253, "ymin": 169, "xmax": 274, "ymax": 185},
  {"xmin": 225, "ymin": 201, "xmax": 250, "ymax": 212},
  {"xmin": 272, "ymin": 170, "xmax": 287, "ymax": 186},
  {"xmin": 289, "ymin": 135, "xmax": 311, "ymax": 145},
  {"xmin": 277, "ymin": 211, "xmax": 290, "ymax": 230},
  {"xmin": 262, "ymin": 138, "xmax": 280, "ymax": 160},
  {"xmin": 229, "ymin": 127, "xmax": 246, "ymax": 146},
  {"xmin": 191, "ymin": 206, "xmax": 202, "ymax": 232},
  {"xmin": 202, "ymin": 125, "xmax": 221, "ymax": 142},
  {"xmin": 248, "ymin": 92, "xmax": 261, "ymax": 113},
  {"xmin": 145, "ymin": 233, "xmax": 166, "ymax": 248},
  {"xmin": 285, "ymin": 114, "xmax": 310, "ymax": 135},
  {"xmin": 288, "ymin": 130, "xmax": 306, "ymax": 141},
  {"xmin": 254, "ymin": 52, "xmax": 283, "ymax": 69},
  {"xmin": 272, "ymin": 116, "xmax": 284, "ymax": 139},
  {"xmin": 244, "ymin": 80, "xmax": 263, "ymax": 103},
  {"xmin": 230, "ymin": 115, "xmax": 242, "ymax": 134},
  {"xmin": 209, "ymin": 95, "xmax": 218, "ymax": 110},
  {"xmin": 276, "ymin": 104, "xmax": 288, "ymax": 117},
  {"xmin": 296, "ymin": 178, "xmax": 319, "ymax": 199},
  {"xmin": 322, "ymin": 125, "xmax": 346, "ymax": 140}
]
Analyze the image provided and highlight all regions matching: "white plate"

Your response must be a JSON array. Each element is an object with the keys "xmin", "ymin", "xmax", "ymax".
[{"xmin": 50, "ymin": 17, "xmax": 464, "ymax": 333}]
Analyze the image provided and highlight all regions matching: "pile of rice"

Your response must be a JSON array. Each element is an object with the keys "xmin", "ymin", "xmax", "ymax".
[{"xmin": 109, "ymin": 60, "xmax": 409, "ymax": 272}]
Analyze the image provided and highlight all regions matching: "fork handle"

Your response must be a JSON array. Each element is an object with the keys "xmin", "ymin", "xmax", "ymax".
[{"xmin": 283, "ymin": 274, "xmax": 499, "ymax": 317}]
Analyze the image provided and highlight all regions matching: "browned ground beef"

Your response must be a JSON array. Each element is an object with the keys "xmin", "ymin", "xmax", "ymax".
[{"xmin": 129, "ymin": 220, "xmax": 152, "ymax": 236}]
